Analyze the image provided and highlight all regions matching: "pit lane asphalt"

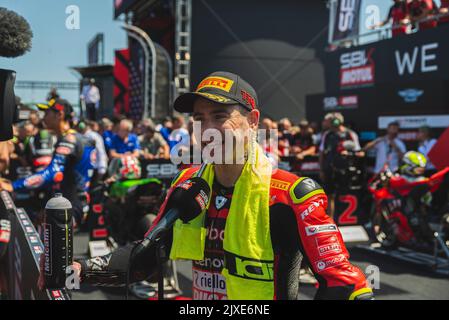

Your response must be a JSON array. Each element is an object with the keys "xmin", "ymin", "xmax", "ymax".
[{"xmin": 72, "ymin": 232, "xmax": 449, "ymax": 300}]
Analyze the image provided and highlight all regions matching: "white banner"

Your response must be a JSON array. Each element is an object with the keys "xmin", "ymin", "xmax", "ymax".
[{"xmin": 378, "ymin": 115, "xmax": 449, "ymax": 129}]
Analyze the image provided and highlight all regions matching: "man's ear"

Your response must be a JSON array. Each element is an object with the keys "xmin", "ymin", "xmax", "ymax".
[{"xmin": 247, "ymin": 109, "xmax": 260, "ymax": 130}]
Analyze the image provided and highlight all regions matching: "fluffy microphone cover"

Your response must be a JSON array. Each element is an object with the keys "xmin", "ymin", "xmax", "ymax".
[{"xmin": 0, "ymin": 7, "xmax": 33, "ymax": 58}]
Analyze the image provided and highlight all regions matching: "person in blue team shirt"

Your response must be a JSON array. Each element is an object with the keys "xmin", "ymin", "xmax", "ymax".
[{"xmin": 109, "ymin": 119, "xmax": 141, "ymax": 159}]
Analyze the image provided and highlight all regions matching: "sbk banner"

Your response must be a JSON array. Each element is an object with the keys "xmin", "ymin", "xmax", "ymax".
[{"xmin": 332, "ymin": 0, "xmax": 362, "ymax": 42}]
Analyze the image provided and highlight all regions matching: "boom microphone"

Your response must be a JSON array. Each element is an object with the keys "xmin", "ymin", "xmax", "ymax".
[
  {"xmin": 0, "ymin": 7, "xmax": 33, "ymax": 58},
  {"xmin": 133, "ymin": 177, "xmax": 211, "ymax": 255}
]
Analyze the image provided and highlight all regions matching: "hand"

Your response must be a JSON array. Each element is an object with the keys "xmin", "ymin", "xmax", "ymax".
[
  {"xmin": 37, "ymin": 253, "xmax": 82, "ymax": 291},
  {"xmin": 104, "ymin": 175, "xmax": 117, "ymax": 185},
  {"xmin": 441, "ymin": 8, "xmax": 449, "ymax": 14},
  {"xmin": 144, "ymin": 152, "xmax": 155, "ymax": 160},
  {"xmin": 291, "ymin": 146, "xmax": 301, "ymax": 154},
  {"xmin": 0, "ymin": 178, "xmax": 12, "ymax": 192},
  {"xmin": 355, "ymin": 151, "xmax": 365, "ymax": 158},
  {"xmin": 296, "ymin": 153, "xmax": 304, "ymax": 160}
]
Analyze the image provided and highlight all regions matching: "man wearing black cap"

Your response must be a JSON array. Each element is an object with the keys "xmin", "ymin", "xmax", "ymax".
[
  {"xmin": 59, "ymin": 72, "xmax": 373, "ymax": 300},
  {"xmin": 0, "ymin": 98, "xmax": 97, "ymax": 226}
]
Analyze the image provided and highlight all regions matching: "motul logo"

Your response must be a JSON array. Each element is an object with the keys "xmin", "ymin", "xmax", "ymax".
[{"xmin": 340, "ymin": 49, "xmax": 375, "ymax": 87}]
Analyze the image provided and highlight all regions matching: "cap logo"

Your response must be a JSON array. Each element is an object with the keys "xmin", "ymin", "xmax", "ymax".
[
  {"xmin": 196, "ymin": 76, "xmax": 234, "ymax": 93},
  {"xmin": 197, "ymin": 92, "xmax": 231, "ymax": 103},
  {"xmin": 54, "ymin": 103, "xmax": 64, "ymax": 111},
  {"xmin": 241, "ymin": 90, "xmax": 256, "ymax": 109}
]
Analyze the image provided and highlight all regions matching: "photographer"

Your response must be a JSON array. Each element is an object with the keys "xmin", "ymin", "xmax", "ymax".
[{"xmin": 319, "ymin": 113, "xmax": 364, "ymax": 217}]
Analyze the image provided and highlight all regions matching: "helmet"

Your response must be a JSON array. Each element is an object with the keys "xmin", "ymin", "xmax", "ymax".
[
  {"xmin": 399, "ymin": 151, "xmax": 427, "ymax": 176},
  {"xmin": 108, "ymin": 155, "xmax": 142, "ymax": 180}
]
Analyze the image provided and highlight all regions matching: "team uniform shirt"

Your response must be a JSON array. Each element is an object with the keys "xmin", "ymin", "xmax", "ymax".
[
  {"xmin": 102, "ymin": 130, "xmax": 114, "ymax": 152},
  {"xmin": 12, "ymin": 131, "xmax": 96, "ymax": 222},
  {"xmin": 292, "ymin": 133, "xmax": 315, "ymax": 153},
  {"xmin": 79, "ymin": 166, "xmax": 372, "ymax": 300},
  {"xmin": 166, "ymin": 167, "xmax": 370, "ymax": 300},
  {"xmin": 408, "ymin": 0, "xmax": 438, "ymax": 30},
  {"xmin": 278, "ymin": 131, "xmax": 293, "ymax": 157},
  {"xmin": 109, "ymin": 133, "xmax": 141, "ymax": 154},
  {"xmin": 168, "ymin": 128, "xmax": 190, "ymax": 150},
  {"xmin": 387, "ymin": 2, "xmax": 409, "ymax": 36},
  {"xmin": 319, "ymin": 128, "xmax": 361, "ymax": 171}
]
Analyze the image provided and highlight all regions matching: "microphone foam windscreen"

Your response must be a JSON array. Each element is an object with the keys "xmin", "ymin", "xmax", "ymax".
[{"xmin": 0, "ymin": 8, "xmax": 33, "ymax": 58}]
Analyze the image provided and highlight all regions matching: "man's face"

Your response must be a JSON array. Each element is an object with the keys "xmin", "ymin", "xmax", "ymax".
[
  {"xmin": 29, "ymin": 113, "xmax": 40, "ymax": 126},
  {"xmin": 43, "ymin": 109, "xmax": 60, "ymax": 131},
  {"xmin": 145, "ymin": 129, "xmax": 155, "ymax": 139},
  {"xmin": 282, "ymin": 120, "xmax": 291, "ymax": 131},
  {"xmin": 192, "ymin": 98, "xmax": 259, "ymax": 163},
  {"xmin": 387, "ymin": 124, "xmax": 399, "ymax": 137},
  {"xmin": 417, "ymin": 130, "xmax": 427, "ymax": 141},
  {"xmin": 117, "ymin": 124, "xmax": 130, "ymax": 140},
  {"xmin": 300, "ymin": 125, "xmax": 309, "ymax": 136},
  {"xmin": 322, "ymin": 118, "xmax": 331, "ymax": 131},
  {"xmin": 173, "ymin": 118, "xmax": 184, "ymax": 130}
]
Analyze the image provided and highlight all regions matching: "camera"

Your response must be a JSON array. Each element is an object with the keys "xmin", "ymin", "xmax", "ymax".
[{"xmin": 0, "ymin": 68, "xmax": 20, "ymax": 141}]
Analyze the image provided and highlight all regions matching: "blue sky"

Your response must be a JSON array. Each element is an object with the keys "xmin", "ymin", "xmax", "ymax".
[{"xmin": 0, "ymin": 0, "xmax": 127, "ymax": 105}]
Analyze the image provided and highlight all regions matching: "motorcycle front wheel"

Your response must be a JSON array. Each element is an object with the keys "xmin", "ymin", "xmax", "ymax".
[{"xmin": 372, "ymin": 207, "xmax": 398, "ymax": 249}]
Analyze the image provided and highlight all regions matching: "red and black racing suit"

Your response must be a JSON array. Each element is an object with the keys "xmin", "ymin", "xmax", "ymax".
[
  {"xmin": 387, "ymin": 1, "xmax": 408, "ymax": 37},
  {"xmin": 78, "ymin": 167, "xmax": 373, "ymax": 300},
  {"xmin": 11, "ymin": 130, "xmax": 96, "ymax": 224}
]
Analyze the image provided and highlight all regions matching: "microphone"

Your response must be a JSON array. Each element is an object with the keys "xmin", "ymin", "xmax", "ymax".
[
  {"xmin": 134, "ymin": 177, "xmax": 211, "ymax": 252},
  {"xmin": 0, "ymin": 8, "xmax": 33, "ymax": 58}
]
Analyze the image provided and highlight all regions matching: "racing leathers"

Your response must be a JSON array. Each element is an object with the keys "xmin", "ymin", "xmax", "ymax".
[
  {"xmin": 11, "ymin": 129, "xmax": 96, "ymax": 224},
  {"xmin": 77, "ymin": 166, "xmax": 373, "ymax": 300}
]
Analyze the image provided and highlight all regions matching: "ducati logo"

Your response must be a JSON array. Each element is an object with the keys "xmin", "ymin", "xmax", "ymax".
[{"xmin": 215, "ymin": 196, "xmax": 227, "ymax": 210}]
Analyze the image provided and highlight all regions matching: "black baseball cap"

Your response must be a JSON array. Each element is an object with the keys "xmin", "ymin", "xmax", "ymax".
[
  {"xmin": 173, "ymin": 71, "xmax": 259, "ymax": 113},
  {"xmin": 37, "ymin": 98, "xmax": 74, "ymax": 120}
]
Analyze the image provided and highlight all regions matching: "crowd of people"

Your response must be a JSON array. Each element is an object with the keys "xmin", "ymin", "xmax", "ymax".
[
  {"xmin": 0, "ymin": 80, "xmax": 440, "ymax": 229},
  {"xmin": 372, "ymin": 0, "xmax": 449, "ymax": 36},
  {"xmin": 1, "ymin": 99, "xmax": 439, "ymax": 195}
]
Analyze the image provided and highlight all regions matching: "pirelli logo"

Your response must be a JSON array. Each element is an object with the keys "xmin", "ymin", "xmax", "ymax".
[
  {"xmin": 197, "ymin": 76, "xmax": 234, "ymax": 92},
  {"xmin": 270, "ymin": 179, "xmax": 290, "ymax": 191}
]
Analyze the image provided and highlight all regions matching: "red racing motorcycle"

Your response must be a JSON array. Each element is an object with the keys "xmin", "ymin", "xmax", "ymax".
[{"xmin": 368, "ymin": 165, "xmax": 449, "ymax": 256}]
